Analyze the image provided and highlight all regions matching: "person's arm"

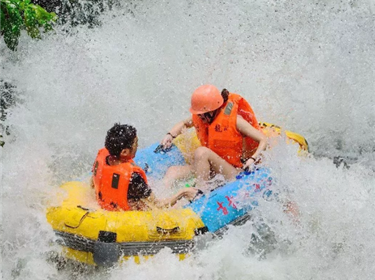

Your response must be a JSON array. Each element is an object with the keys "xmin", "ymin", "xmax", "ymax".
[
  {"xmin": 129, "ymin": 172, "xmax": 199, "ymax": 209},
  {"xmin": 144, "ymin": 188, "xmax": 199, "ymax": 209},
  {"xmin": 236, "ymin": 115, "xmax": 268, "ymax": 170},
  {"xmin": 161, "ymin": 117, "xmax": 194, "ymax": 148},
  {"xmin": 128, "ymin": 172, "xmax": 152, "ymax": 200}
]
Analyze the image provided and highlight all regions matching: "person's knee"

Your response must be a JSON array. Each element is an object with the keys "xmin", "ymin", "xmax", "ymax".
[
  {"xmin": 194, "ymin": 147, "xmax": 210, "ymax": 160},
  {"xmin": 165, "ymin": 166, "xmax": 181, "ymax": 177},
  {"xmin": 165, "ymin": 165, "xmax": 191, "ymax": 179},
  {"xmin": 163, "ymin": 166, "xmax": 183, "ymax": 188}
]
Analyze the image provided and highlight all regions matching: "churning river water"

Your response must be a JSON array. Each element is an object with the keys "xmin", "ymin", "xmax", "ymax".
[{"xmin": 1, "ymin": 1, "xmax": 375, "ymax": 279}]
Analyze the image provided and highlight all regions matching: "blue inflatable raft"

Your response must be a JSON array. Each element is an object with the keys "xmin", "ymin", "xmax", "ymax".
[{"xmin": 135, "ymin": 143, "xmax": 273, "ymax": 234}]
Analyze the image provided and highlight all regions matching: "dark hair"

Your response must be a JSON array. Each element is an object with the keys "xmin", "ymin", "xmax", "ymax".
[
  {"xmin": 221, "ymin": 88, "xmax": 230, "ymax": 103},
  {"xmin": 105, "ymin": 123, "xmax": 137, "ymax": 157}
]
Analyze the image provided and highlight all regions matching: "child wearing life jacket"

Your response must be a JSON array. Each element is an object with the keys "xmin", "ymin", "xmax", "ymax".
[
  {"xmin": 161, "ymin": 85, "xmax": 268, "ymax": 191},
  {"xmin": 92, "ymin": 123, "xmax": 199, "ymax": 211}
]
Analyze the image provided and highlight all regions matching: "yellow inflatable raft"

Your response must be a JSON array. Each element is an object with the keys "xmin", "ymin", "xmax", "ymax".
[
  {"xmin": 46, "ymin": 182, "xmax": 206, "ymax": 266},
  {"xmin": 46, "ymin": 122, "xmax": 308, "ymax": 266}
]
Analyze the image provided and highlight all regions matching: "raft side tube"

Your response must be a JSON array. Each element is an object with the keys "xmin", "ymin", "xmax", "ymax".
[
  {"xmin": 133, "ymin": 143, "xmax": 186, "ymax": 180},
  {"xmin": 259, "ymin": 122, "xmax": 309, "ymax": 152},
  {"xmin": 186, "ymin": 168, "xmax": 273, "ymax": 233}
]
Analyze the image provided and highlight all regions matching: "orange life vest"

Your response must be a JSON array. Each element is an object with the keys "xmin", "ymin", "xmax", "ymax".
[
  {"xmin": 92, "ymin": 148, "xmax": 148, "ymax": 211},
  {"xmin": 192, "ymin": 93, "xmax": 260, "ymax": 167}
]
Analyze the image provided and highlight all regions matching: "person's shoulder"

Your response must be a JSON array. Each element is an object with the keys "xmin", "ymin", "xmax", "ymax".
[
  {"xmin": 228, "ymin": 93, "xmax": 244, "ymax": 102},
  {"xmin": 98, "ymin": 147, "xmax": 109, "ymax": 153},
  {"xmin": 229, "ymin": 92, "xmax": 241, "ymax": 97},
  {"xmin": 97, "ymin": 147, "xmax": 110, "ymax": 158}
]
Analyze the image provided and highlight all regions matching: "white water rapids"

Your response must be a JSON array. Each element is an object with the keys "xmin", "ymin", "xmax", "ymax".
[{"xmin": 1, "ymin": 1, "xmax": 375, "ymax": 279}]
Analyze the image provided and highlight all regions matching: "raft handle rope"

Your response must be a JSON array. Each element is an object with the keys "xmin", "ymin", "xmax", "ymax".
[
  {"xmin": 64, "ymin": 211, "xmax": 90, "ymax": 229},
  {"xmin": 156, "ymin": 226, "xmax": 180, "ymax": 235}
]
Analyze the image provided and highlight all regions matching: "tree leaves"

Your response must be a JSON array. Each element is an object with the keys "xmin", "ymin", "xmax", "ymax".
[
  {"xmin": 0, "ymin": 6, "xmax": 5, "ymax": 33},
  {"xmin": 1, "ymin": 0, "xmax": 57, "ymax": 50},
  {"xmin": 1, "ymin": 0, "xmax": 23, "ymax": 50}
]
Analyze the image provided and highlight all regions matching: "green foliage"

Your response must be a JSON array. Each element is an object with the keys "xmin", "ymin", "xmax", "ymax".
[{"xmin": 1, "ymin": 0, "xmax": 57, "ymax": 50}]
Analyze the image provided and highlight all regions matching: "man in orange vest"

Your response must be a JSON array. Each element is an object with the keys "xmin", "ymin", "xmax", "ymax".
[
  {"xmin": 161, "ymin": 85, "xmax": 267, "ymax": 191},
  {"xmin": 92, "ymin": 123, "xmax": 199, "ymax": 211}
]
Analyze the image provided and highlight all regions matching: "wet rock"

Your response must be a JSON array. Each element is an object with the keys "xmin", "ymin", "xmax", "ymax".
[{"xmin": 0, "ymin": 80, "xmax": 17, "ymax": 147}]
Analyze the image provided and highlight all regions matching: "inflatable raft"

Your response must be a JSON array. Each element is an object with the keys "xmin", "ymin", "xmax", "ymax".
[{"xmin": 46, "ymin": 123, "xmax": 308, "ymax": 266}]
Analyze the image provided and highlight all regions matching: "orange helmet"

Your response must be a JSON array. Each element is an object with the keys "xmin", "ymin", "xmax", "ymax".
[{"xmin": 189, "ymin": 85, "xmax": 223, "ymax": 114}]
